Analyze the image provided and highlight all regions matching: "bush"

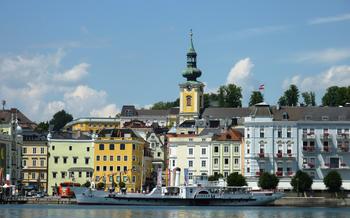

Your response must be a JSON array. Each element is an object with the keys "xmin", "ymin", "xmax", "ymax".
[
  {"xmin": 227, "ymin": 172, "xmax": 247, "ymax": 187},
  {"xmin": 119, "ymin": 181, "xmax": 126, "ymax": 189},
  {"xmin": 96, "ymin": 182, "xmax": 105, "ymax": 190},
  {"xmin": 324, "ymin": 170, "xmax": 342, "ymax": 193},
  {"xmin": 208, "ymin": 173, "xmax": 223, "ymax": 181},
  {"xmin": 291, "ymin": 170, "xmax": 313, "ymax": 194},
  {"xmin": 258, "ymin": 172, "xmax": 279, "ymax": 189},
  {"xmin": 82, "ymin": 181, "xmax": 91, "ymax": 188}
]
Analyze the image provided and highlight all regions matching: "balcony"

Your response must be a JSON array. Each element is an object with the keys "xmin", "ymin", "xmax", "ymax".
[
  {"xmin": 303, "ymin": 146, "xmax": 316, "ymax": 153},
  {"xmin": 303, "ymin": 163, "xmax": 315, "ymax": 169},
  {"xmin": 287, "ymin": 171, "xmax": 294, "ymax": 177},
  {"xmin": 337, "ymin": 145, "xmax": 349, "ymax": 153},
  {"xmin": 302, "ymin": 133, "xmax": 315, "ymax": 140},
  {"xmin": 337, "ymin": 133, "xmax": 350, "ymax": 140},
  {"xmin": 321, "ymin": 146, "xmax": 332, "ymax": 153},
  {"xmin": 276, "ymin": 152, "xmax": 283, "ymax": 158},
  {"xmin": 275, "ymin": 171, "xmax": 283, "ymax": 177}
]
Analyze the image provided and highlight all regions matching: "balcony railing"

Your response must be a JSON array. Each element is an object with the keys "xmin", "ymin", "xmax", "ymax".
[
  {"xmin": 320, "ymin": 133, "xmax": 331, "ymax": 140},
  {"xmin": 303, "ymin": 146, "xmax": 316, "ymax": 153},
  {"xmin": 321, "ymin": 146, "xmax": 332, "ymax": 153},
  {"xmin": 303, "ymin": 163, "xmax": 315, "ymax": 169},
  {"xmin": 276, "ymin": 152, "xmax": 283, "ymax": 158},
  {"xmin": 258, "ymin": 153, "xmax": 267, "ymax": 158},
  {"xmin": 275, "ymin": 171, "xmax": 283, "ymax": 177}
]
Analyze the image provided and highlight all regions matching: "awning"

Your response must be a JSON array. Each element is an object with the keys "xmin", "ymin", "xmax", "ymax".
[{"xmin": 68, "ymin": 167, "xmax": 94, "ymax": 172}]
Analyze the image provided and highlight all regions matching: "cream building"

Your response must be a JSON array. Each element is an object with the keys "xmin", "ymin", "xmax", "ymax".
[{"xmin": 47, "ymin": 132, "xmax": 94, "ymax": 195}]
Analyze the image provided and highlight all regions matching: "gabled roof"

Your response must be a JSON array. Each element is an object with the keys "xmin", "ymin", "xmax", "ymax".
[
  {"xmin": 0, "ymin": 108, "xmax": 37, "ymax": 129},
  {"xmin": 212, "ymin": 128, "xmax": 243, "ymax": 141},
  {"xmin": 120, "ymin": 105, "xmax": 137, "ymax": 117}
]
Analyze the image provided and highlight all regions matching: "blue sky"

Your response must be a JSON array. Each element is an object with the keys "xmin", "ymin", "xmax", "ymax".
[{"xmin": 0, "ymin": 1, "xmax": 350, "ymax": 121}]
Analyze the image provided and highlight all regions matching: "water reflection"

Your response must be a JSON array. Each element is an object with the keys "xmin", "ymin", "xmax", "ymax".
[{"xmin": 0, "ymin": 205, "xmax": 349, "ymax": 218}]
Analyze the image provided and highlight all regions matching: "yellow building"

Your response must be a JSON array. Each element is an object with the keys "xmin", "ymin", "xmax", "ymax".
[
  {"xmin": 179, "ymin": 31, "xmax": 204, "ymax": 124},
  {"xmin": 22, "ymin": 131, "xmax": 48, "ymax": 192},
  {"xmin": 64, "ymin": 117, "xmax": 121, "ymax": 134},
  {"xmin": 93, "ymin": 128, "xmax": 152, "ymax": 192}
]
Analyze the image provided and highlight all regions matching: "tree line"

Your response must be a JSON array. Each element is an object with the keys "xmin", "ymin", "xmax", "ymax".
[{"xmin": 151, "ymin": 84, "xmax": 350, "ymax": 110}]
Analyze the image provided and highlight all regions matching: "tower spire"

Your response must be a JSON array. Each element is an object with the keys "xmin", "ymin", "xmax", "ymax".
[{"xmin": 182, "ymin": 29, "xmax": 202, "ymax": 81}]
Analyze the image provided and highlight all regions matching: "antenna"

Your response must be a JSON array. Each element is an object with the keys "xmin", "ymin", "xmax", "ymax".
[{"xmin": 1, "ymin": 100, "xmax": 5, "ymax": 110}]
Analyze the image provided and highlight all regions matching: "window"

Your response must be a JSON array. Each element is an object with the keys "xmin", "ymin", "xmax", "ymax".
[
  {"xmin": 132, "ymin": 156, "xmax": 136, "ymax": 161},
  {"xmin": 96, "ymin": 156, "xmax": 100, "ymax": 161},
  {"xmin": 188, "ymin": 148, "xmax": 193, "ymax": 155},
  {"xmin": 61, "ymin": 172, "xmax": 66, "ymax": 179},
  {"xmin": 69, "ymin": 172, "xmax": 74, "ymax": 178},
  {"xmin": 224, "ymin": 172, "xmax": 228, "ymax": 177},
  {"xmin": 109, "ymin": 144, "xmax": 115, "ymax": 150},
  {"xmin": 188, "ymin": 172, "xmax": 193, "ymax": 180},
  {"xmin": 54, "ymin": 157, "xmax": 59, "ymax": 164},
  {"xmin": 40, "ymin": 159, "xmax": 45, "ymax": 167},
  {"xmin": 85, "ymin": 157, "xmax": 89, "ymax": 165},
  {"xmin": 214, "ymin": 158, "xmax": 218, "ymax": 165},
  {"xmin": 73, "ymin": 157, "xmax": 78, "ymax": 164},
  {"xmin": 110, "ymin": 156, "xmax": 114, "ymax": 161},
  {"xmin": 277, "ymin": 128, "xmax": 282, "ymax": 138},
  {"xmin": 103, "ymin": 156, "xmax": 107, "ymax": 161},
  {"xmin": 186, "ymin": 95, "xmax": 192, "ymax": 106},
  {"xmin": 132, "ymin": 176, "xmax": 136, "ymax": 183},
  {"xmin": 172, "ymin": 160, "xmax": 175, "ymax": 167},
  {"xmin": 117, "ymin": 156, "xmax": 121, "ymax": 161},
  {"xmin": 33, "ymin": 147, "xmax": 37, "ymax": 154},
  {"xmin": 117, "ymin": 166, "xmax": 121, "ymax": 171},
  {"xmin": 201, "ymin": 160, "xmax": 206, "ymax": 168},
  {"xmin": 120, "ymin": 144, "xmax": 125, "ymax": 150},
  {"xmin": 234, "ymin": 146, "xmax": 239, "ymax": 153},
  {"xmin": 214, "ymin": 146, "xmax": 219, "ymax": 153},
  {"xmin": 123, "ymin": 166, "xmax": 127, "ymax": 172},
  {"xmin": 63, "ymin": 157, "xmax": 67, "ymax": 164},
  {"xmin": 260, "ymin": 128, "xmax": 265, "ymax": 138},
  {"xmin": 247, "ymin": 167, "xmax": 250, "ymax": 173},
  {"xmin": 52, "ymin": 172, "xmax": 57, "ymax": 179},
  {"xmin": 124, "ymin": 156, "xmax": 128, "ymax": 161},
  {"xmin": 132, "ymin": 144, "xmax": 136, "ymax": 150},
  {"xmin": 99, "ymin": 144, "xmax": 104, "ymax": 150},
  {"xmin": 224, "ymin": 146, "xmax": 229, "ymax": 153},
  {"xmin": 23, "ymin": 147, "xmax": 27, "ymax": 154},
  {"xmin": 109, "ymin": 166, "xmax": 113, "ymax": 171},
  {"xmin": 40, "ymin": 147, "xmax": 45, "ymax": 154},
  {"xmin": 32, "ymin": 159, "xmax": 37, "ymax": 166},
  {"xmin": 23, "ymin": 160, "xmax": 27, "ymax": 167},
  {"xmin": 224, "ymin": 158, "xmax": 229, "ymax": 165},
  {"xmin": 52, "ymin": 146, "xmax": 55, "ymax": 151},
  {"xmin": 69, "ymin": 146, "xmax": 72, "ymax": 151},
  {"xmin": 201, "ymin": 148, "xmax": 206, "ymax": 155},
  {"xmin": 103, "ymin": 166, "xmax": 107, "ymax": 171},
  {"xmin": 287, "ymin": 127, "xmax": 291, "ymax": 138},
  {"xmin": 79, "ymin": 172, "xmax": 82, "ymax": 178},
  {"xmin": 86, "ymin": 172, "xmax": 92, "ymax": 178},
  {"xmin": 157, "ymin": 152, "xmax": 161, "ymax": 157},
  {"xmin": 234, "ymin": 158, "xmax": 239, "ymax": 164},
  {"xmin": 87, "ymin": 147, "xmax": 90, "ymax": 152},
  {"xmin": 189, "ymin": 160, "xmax": 193, "ymax": 167}
]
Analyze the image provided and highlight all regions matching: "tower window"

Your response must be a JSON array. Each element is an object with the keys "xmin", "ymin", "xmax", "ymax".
[{"xmin": 186, "ymin": 96, "xmax": 192, "ymax": 106}]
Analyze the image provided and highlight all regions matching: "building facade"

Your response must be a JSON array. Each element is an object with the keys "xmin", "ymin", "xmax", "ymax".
[
  {"xmin": 64, "ymin": 117, "xmax": 121, "ymax": 134},
  {"xmin": 93, "ymin": 128, "xmax": 152, "ymax": 192},
  {"xmin": 47, "ymin": 132, "xmax": 94, "ymax": 195},
  {"xmin": 22, "ymin": 131, "xmax": 48, "ymax": 192}
]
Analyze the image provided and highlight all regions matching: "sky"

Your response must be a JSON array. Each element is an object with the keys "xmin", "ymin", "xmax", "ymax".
[{"xmin": 0, "ymin": 0, "xmax": 350, "ymax": 122}]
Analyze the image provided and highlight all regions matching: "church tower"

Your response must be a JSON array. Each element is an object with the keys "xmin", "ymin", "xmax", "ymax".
[{"xmin": 179, "ymin": 30, "xmax": 205, "ymax": 124}]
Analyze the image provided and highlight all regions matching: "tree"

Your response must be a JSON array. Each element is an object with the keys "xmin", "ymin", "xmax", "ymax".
[
  {"xmin": 49, "ymin": 110, "xmax": 73, "ymax": 131},
  {"xmin": 290, "ymin": 170, "xmax": 313, "ymax": 196},
  {"xmin": 249, "ymin": 91, "xmax": 264, "ymax": 106},
  {"xmin": 227, "ymin": 172, "xmax": 247, "ymax": 187},
  {"xmin": 322, "ymin": 86, "xmax": 350, "ymax": 106},
  {"xmin": 324, "ymin": 170, "xmax": 342, "ymax": 194},
  {"xmin": 208, "ymin": 173, "xmax": 223, "ymax": 181},
  {"xmin": 119, "ymin": 181, "xmax": 126, "ymax": 189},
  {"xmin": 301, "ymin": 92, "xmax": 316, "ymax": 106},
  {"xmin": 278, "ymin": 84, "xmax": 299, "ymax": 106},
  {"xmin": 258, "ymin": 172, "xmax": 279, "ymax": 189},
  {"xmin": 35, "ymin": 121, "xmax": 49, "ymax": 133},
  {"xmin": 151, "ymin": 98, "xmax": 179, "ymax": 110},
  {"xmin": 217, "ymin": 84, "xmax": 242, "ymax": 107}
]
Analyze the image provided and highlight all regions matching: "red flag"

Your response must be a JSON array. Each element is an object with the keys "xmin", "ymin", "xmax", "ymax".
[{"xmin": 259, "ymin": 84, "xmax": 265, "ymax": 91}]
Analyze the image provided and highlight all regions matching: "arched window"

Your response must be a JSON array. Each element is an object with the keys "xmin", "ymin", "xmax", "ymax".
[{"xmin": 186, "ymin": 96, "xmax": 192, "ymax": 106}]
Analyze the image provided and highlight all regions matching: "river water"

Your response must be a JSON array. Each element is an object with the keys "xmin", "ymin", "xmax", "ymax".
[{"xmin": 0, "ymin": 205, "xmax": 349, "ymax": 218}]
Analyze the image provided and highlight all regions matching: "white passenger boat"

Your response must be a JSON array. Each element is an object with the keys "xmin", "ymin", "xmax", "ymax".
[{"xmin": 73, "ymin": 185, "xmax": 284, "ymax": 206}]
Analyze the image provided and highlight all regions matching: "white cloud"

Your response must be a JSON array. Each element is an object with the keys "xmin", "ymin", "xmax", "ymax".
[
  {"xmin": 90, "ymin": 104, "xmax": 119, "ymax": 117},
  {"xmin": 283, "ymin": 65, "xmax": 350, "ymax": 91},
  {"xmin": 309, "ymin": 13, "xmax": 350, "ymax": 25},
  {"xmin": 54, "ymin": 63, "xmax": 89, "ymax": 82},
  {"xmin": 295, "ymin": 48, "xmax": 350, "ymax": 63},
  {"xmin": 0, "ymin": 50, "xmax": 117, "ymax": 122}
]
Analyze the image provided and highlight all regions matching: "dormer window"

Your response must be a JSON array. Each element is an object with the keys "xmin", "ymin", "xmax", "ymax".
[{"xmin": 282, "ymin": 112, "xmax": 289, "ymax": 120}]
